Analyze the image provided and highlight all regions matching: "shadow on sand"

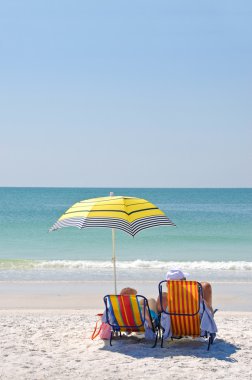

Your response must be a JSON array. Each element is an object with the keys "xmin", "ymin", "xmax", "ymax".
[{"xmin": 100, "ymin": 336, "xmax": 239, "ymax": 362}]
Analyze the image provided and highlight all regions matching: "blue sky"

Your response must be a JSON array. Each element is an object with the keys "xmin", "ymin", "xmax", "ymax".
[{"xmin": 0, "ymin": 0, "xmax": 251, "ymax": 187}]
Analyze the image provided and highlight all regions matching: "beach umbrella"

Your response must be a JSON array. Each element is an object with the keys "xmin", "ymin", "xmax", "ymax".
[{"xmin": 50, "ymin": 193, "xmax": 175, "ymax": 293}]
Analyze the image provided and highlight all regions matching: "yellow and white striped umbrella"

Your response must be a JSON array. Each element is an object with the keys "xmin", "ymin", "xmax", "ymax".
[
  {"xmin": 50, "ymin": 195, "xmax": 175, "ymax": 293},
  {"xmin": 50, "ymin": 195, "xmax": 175, "ymax": 236}
]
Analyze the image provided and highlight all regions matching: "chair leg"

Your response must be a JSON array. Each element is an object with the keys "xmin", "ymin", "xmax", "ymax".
[
  {"xmin": 207, "ymin": 336, "xmax": 211, "ymax": 351},
  {"xmin": 207, "ymin": 333, "xmax": 215, "ymax": 350},
  {"xmin": 152, "ymin": 332, "xmax": 158, "ymax": 348},
  {"xmin": 110, "ymin": 331, "xmax": 113, "ymax": 346},
  {"xmin": 161, "ymin": 334, "xmax": 164, "ymax": 348}
]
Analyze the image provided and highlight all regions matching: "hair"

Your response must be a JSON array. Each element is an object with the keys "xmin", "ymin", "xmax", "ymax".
[{"xmin": 120, "ymin": 287, "xmax": 137, "ymax": 295}]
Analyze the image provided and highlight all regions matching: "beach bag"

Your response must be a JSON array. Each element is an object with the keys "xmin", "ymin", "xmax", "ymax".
[
  {"xmin": 91, "ymin": 313, "xmax": 111, "ymax": 340},
  {"xmin": 99, "ymin": 322, "xmax": 111, "ymax": 339}
]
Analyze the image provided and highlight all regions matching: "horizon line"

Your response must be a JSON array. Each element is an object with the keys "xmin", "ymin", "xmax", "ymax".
[{"xmin": 0, "ymin": 186, "xmax": 251, "ymax": 189}]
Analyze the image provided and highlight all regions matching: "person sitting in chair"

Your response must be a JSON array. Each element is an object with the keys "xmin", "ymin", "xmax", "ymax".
[
  {"xmin": 120, "ymin": 287, "xmax": 159, "ymax": 328},
  {"xmin": 156, "ymin": 268, "xmax": 214, "ymax": 315},
  {"xmin": 156, "ymin": 268, "xmax": 217, "ymax": 344}
]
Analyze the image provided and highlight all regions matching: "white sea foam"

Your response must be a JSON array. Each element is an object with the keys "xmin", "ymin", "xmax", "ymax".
[{"xmin": 1, "ymin": 259, "xmax": 252, "ymax": 271}]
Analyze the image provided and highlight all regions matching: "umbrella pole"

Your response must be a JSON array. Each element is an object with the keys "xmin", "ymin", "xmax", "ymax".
[
  {"xmin": 112, "ymin": 228, "xmax": 117, "ymax": 294},
  {"xmin": 110, "ymin": 192, "xmax": 117, "ymax": 294}
]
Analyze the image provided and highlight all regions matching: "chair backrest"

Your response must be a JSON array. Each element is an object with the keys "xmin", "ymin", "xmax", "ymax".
[
  {"xmin": 159, "ymin": 280, "xmax": 202, "ymax": 337},
  {"xmin": 103, "ymin": 294, "xmax": 149, "ymax": 332}
]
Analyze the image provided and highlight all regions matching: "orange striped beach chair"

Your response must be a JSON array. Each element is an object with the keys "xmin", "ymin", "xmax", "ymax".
[
  {"xmin": 159, "ymin": 280, "xmax": 215, "ymax": 350},
  {"xmin": 103, "ymin": 294, "xmax": 159, "ymax": 347}
]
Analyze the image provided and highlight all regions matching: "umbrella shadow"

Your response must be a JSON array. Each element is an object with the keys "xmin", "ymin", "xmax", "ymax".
[{"xmin": 100, "ymin": 335, "xmax": 240, "ymax": 362}]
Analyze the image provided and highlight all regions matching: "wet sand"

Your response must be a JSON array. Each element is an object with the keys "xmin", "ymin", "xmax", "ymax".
[{"xmin": 0, "ymin": 280, "xmax": 252, "ymax": 311}]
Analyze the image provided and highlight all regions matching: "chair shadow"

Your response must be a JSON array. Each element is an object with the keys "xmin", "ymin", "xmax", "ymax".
[{"xmin": 100, "ymin": 335, "xmax": 240, "ymax": 362}]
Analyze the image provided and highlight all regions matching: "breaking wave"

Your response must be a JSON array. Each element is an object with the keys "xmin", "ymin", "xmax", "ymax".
[{"xmin": 1, "ymin": 259, "xmax": 252, "ymax": 271}]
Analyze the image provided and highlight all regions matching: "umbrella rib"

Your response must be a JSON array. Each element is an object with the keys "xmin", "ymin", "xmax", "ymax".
[{"xmin": 64, "ymin": 207, "xmax": 159, "ymax": 216}]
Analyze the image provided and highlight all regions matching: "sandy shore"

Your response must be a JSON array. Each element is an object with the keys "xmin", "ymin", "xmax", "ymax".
[
  {"xmin": 1, "ymin": 280, "xmax": 252, "ymax": 311},
  {"xmin": 0, "ymin": 309, "xmax": 251, "ymax": 380}
]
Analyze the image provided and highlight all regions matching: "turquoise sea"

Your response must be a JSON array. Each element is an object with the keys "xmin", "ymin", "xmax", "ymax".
[{"xmin": 0, "ymin": 188, "xmax": 251, "ymax": 282}]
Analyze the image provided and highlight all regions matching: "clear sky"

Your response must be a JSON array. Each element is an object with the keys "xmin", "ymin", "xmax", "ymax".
[{"xmin": 0, "ymin": 0, "xmax": 251, "ymax": 187}]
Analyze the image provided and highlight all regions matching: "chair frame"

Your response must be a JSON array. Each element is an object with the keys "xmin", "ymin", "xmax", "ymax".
[
  {"xmin": 158, "ymin": 280, "xmax": 215, "ymax": 350},
  {"xmin": 103, "ymin": 294, "xmax": 159, "ymax": 347}
]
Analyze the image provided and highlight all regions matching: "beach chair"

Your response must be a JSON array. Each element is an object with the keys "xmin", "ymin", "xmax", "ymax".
[
  {"xmin": 103, "ymin": 294, "xmax": 159, "ymax": 347},
  {"xmin": 158, "ymin": 280, "xmax": 216, "ymax": 350}
]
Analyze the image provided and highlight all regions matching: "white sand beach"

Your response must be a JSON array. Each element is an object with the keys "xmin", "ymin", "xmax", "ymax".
[{"xmin": 0, "ymin": 309, "xmax": 251, "ymax": 380}]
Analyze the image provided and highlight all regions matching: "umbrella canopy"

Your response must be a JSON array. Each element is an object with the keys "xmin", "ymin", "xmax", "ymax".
[
  {"xmin": 50, "ymin": 195, "xmax": 175, "ymax": 235},
  {"xmin": 50, "ymin": 195, "xmax": 175, "ymax": 292}
]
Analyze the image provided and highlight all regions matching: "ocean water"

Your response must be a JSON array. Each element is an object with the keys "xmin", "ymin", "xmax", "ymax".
[{"xmin": 0, "ymin": 187, "xmax": 251, "ymax": 282}]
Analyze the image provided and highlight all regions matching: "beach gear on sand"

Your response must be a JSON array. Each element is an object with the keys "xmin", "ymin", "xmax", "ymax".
[
  {"xmin": 91, "ymin": 314, "xmax": 111, "ymax": 340},
  {"xmin": 50, "ymin": 194, "xmax": 175, "ymax": 293},
  {"xmin": 159, "ymin": 280, "xmax": 217, "ymax": 350},
  {"xmin": 103, "ymin": 294, "xmax": 159, "ymax": 347}
]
